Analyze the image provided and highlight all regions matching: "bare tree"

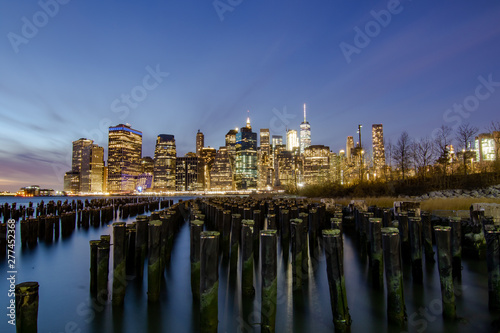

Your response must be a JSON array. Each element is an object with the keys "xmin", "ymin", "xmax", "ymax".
[
  {"xmin": 433, "ymin": 125, "xmax": 453, "ymax": 176},
  {"xmin": 455, "ymin": 123, "xmax": 478, "ymax": 175},
  {"xmin": 393, "ymin": 131, "xmax": 412, "ymax": 180},
  {"xmin": 412, "ymin": 136, "xmax": 435, "ymax": 178}
]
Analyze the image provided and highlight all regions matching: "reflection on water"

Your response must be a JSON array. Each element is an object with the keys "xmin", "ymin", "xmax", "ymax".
[{"xmin": 1, "ymin": 196, "xmax": 499, "ymax": 332}]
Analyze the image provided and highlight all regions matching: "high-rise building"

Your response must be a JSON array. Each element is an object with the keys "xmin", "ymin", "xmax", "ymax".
[
  {"xmin": 272, "ymin": 135, "xmax": 283, "ymax": 150},
  {"xmin": 276, "ymin": 150, "xmax": 301, "ymax": 189},
  {"xmin": 260, "ymin": 129, "xmax": 270, "ymax": 155},
  {"xmin": 153, "ymin": 134, "xmax": 176, "ymax": 190},
  {"xmin": 372, "ymin": 124, "xmax": 386, "ymax": 176},
  {"xmin": 210, "ymin": 146, "xmax": 233, "ymax": 190},
  {"xmin": 196, "ymin": 130, "xmax": 204, "ymax": 156},
  {"xmin": 299, "ymin": 103, "xmax": 311, "ymax": 154},
  {"xmin": 303, "ymin": 145, "xmax": 330, "ymax": 185},
  {"xmin": 176, "ymin": 155, "xmax": 203, "ymax": 191},
  {"xmin": 137, "ymin": 157, "xmax": 154, "ymax": 191},
  {"xmin": 200, "ymin": 147, "xmax": 217, "ymax": 189},
  {"xmin": 286, "ymin": 129, "xmax": 299, "ymax": 152},
  {"xmin": 63, "ymin": 172, "xmax": 80, "ymax": 193},
  {"xmin": 68, "ymin": 138, "xmax": 93, "ymax": 192},
  {"xmin": 107, "ymin": 124, "xmax": 142, "ymax": 193},
  {"xmin": 346, "ymin": 136, "xmax": 354, "ymax": 164},
  {"xmin": 475, "ymin": 132, "xmax": 499, "ymax": 162},
  {"xmin": 235, "ymin": 116, "xmax": 258, "ymax": 189},
  {"xmin": 80, "ymin": 144, "xmax": 105, "ymax": 193}
]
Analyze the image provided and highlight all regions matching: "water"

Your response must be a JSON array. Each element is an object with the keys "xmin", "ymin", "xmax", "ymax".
[{"xmin": 1, "ymin": 196, "xmax": 499, "ymax": 332}]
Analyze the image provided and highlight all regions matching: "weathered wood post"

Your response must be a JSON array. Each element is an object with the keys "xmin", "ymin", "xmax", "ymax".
[
  {"xmin": 381, "ymin": 227, "xmax": 406, "ymax": 326},
  {"xmin": 190, "ymin": 220, "xmax": 204, "ymax": 299},
  {"xmin": 135, "ymin": 215, "xmax": 149, "ymax": 281},
  {"xmin": 323, "ymin": 229, "xmax": 351, "ymax": 332},
  {"xmin": 486, "ymin": 228, "xmax": 500, "ymax": 311},
  {"xmin": 89, "ymin": 240, "xmax": 100, "ymax": 295},
  {"xmin": 448, "ymin": 217, "xmax": 462, "ymax": 280},
  {"xmin": 148, "ymin": 220, "xmax": 162, "ymax": 302},
  {"xmin": 230, "ymin": 214, "xmax": 242, "ymax": 272},
  {"xmin": 97, "ymin": 236, "xmax": 110, "ymax": 299},
  {"xmin": 291, "ymin": 218, "xmax": 304, "ymax": 290},
  {"xmin": 434, "ymin": 226, "xmax": 456, "ymax": 319},
  {"xmin": 421, "ymin": 212, "xmax": 434, "ymax": 262},
  {"xmin": 221, "ymin": 210, "xmax": 231, "ymax": 257},
  {"xmin": 369, "ymin": 218, "xmax": 384, "ymax": 288},
  {"xmin": 267, "ymin": 214, "xmax": 276, "ymax": 230},
  {"xmin": 409, "ymin": 217, "xmax": 423, "ymax": 284},
  {"xmin": 200, "ymin": 231, "xmax": 220, "ymax": 333},
  {"xmin": 15, "ymin": 281, "xmax": 39, "ymax": 333},
  {"xmin": 261, "ymin": 230, "xmax": 277, "ymax": 333},
  {"xmin": 398, "ymin": 212, "xmax": 410, "ymax": 262},
  {"xmin": 241, "ymin": 220, "xmax": 255, "ymax": 296},
  {"xmin": 330, "ymin": 217, "xmax": 342, "ymax": 234},
  {"xmin": 112, "ymin": 222, "xmax": 127, "ymax": 305}
]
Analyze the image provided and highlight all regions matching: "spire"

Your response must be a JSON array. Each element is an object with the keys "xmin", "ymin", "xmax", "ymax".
[
  {"xmin": 246, "ymin": 110, "xmax": 251, "ymax": 129},
  {"xmin": 303, "ymin": 103, "xmax": 307, "ymax": 123}
]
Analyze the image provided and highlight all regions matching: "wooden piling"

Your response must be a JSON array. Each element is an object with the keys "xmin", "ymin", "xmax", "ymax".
[
  {"xmin": 148, "ymin": 220, "xmax": 162, "ymax": 302},
  {"xmin": 409, "ymin": 217, "xmax": 423, "ymax": 284},
  {"xmin": 112, "ymin": 222, "xmax": 127, "ymax": 305},
  {"xmin": 397, "ymin": 213, "xmax": 410, "ymax": 262},
  {"xmin": 15, "ymin": 281, "xmax": 39, "ymax": 333},
  {"xmin": 241, "ymin": 220, "xmax": 255, "ymax": 296},
  {"xmin": 323, "ymin": 229, "xmax": 351, "ymax": 332},
  {"xmin": 421, "ymin": 212, "xmax": 434, "ymax": 262},
  {"xmin": 369, "ymin": 218, "xmax": 384, "ymax": 289},
  {"xmin": 486, "ymin": 229, "xmax": 500, "ymax": 311},
  {"xmin": 135, "ymin": 215, "xmax": 149, "ymax": 280},
  {"xmin": 291, "ymin": 218, "xmax": 304, "ymax": 290},
  {"xmin": 97, "ymin": 237, "xmax": 110, "ymax": 299},
  {"xmin": 381, "ymin": 227, "xmax": 406, "ymax": 326},
  {"xmin": 89, "ymin": 240, "xmax": 100, "ymax": 295},
  {"xmin": 434, "ymin": 226, "xmax": 456, "ymax": 319},
  {"xmin": 200, "ymin": 231, "xmax": 220, "ymax": 333},
  {"xmin": 261, "ymin": 230, "xmax": 277, "ymax": 333},
  {"xmin": 190, "ymin": 220, "xmax": 204, "ymax": 299}
]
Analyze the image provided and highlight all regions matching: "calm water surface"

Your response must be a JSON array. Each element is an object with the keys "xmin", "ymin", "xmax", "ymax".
[{"xmin": 0, "ymin": 196, "xmax": 498, "ymax": 332}]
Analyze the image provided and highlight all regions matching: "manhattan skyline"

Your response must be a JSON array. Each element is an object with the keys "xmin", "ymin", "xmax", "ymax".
[{"xmin": 1, "ymin": 0, "xmax": 500, "ymax": 191}]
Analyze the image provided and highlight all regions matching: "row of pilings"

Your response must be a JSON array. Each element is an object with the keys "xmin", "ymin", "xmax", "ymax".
[
  {"xmin": 12, "ymin": 196, "xmax": 500, "ymax": 332},
  {"xmin": 0, "ymin": 197, "xmax": 172, "ymax": 256}
]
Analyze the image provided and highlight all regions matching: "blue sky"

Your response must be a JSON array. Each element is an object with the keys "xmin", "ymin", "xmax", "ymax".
[{"xmin": 1, "ymin": 0, "xmax": 499, "ymax": 191}]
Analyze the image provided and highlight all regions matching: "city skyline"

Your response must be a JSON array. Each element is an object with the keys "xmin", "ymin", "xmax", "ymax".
[{"xmin": 1, "ymin": 1, "xmax": 500, "ymax": 191}]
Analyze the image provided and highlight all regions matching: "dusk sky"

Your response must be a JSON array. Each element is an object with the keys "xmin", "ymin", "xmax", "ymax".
[{"xmin": 1, "ymin": 0, "xmax": 500, "ymax": 192}]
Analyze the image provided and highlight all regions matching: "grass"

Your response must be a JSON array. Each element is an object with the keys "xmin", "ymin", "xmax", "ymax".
[{"xmin": 329, "ymin": 196, "xmax": 500, "ymax": 211}]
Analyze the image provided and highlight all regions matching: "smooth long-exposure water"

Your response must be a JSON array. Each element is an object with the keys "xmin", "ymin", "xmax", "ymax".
[{"xmin": 1, "ymin": 196, "xmax": 499, "ymax": 332}]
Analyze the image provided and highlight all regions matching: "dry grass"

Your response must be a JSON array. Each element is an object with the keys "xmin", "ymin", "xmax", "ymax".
[{"xmin": 332, "ymin": 196, "xmax": 500, "ymax": 211}]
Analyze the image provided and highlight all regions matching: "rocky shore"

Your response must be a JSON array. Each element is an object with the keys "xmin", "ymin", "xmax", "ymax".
[{"xmin": 411, "ymin": 184, "xmax": 500, "ymax": 200}]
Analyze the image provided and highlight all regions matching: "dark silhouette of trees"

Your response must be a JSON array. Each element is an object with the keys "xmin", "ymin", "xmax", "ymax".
[
  {"xmin": 393, "ymin": 131, "xmax": 412, "ymax": 180},
  {"xmin": 455, "ymin": 123, "xmax": 478, "ymax": 175},
  {"xmin": 434, "ymin": 125, "xmax": 453, "ymax": 176},
  {"xmin": 412, "ymin": 136, "xmax": 435, "ymax": 178}
]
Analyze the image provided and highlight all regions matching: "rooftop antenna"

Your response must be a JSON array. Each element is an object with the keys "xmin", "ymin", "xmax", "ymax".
[{"xmin": 303, "ymin": 103, "xmax": 306, "ymax": 122}]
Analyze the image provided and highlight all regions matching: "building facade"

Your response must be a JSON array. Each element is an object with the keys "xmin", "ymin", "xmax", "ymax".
[
  {"xmin": 210, "ymin": 146, "xmax": 233, "ymax": 190},
  {"xmin": 299, "ymin": 103, "xmax": 311, "ymax": 154},
  {"xmin": 286, "ymin": 129, "xmax": 299, "ymax": 152},
  {"xmin": 80, "ymin": 144, "xmax": 105, "ymax": 193},
  {"xmin": 196, "ymin": 130, "xmax": 204, "ymax": 156},
  {"xmin": 372, "ymin": 124, "xmax": 386, "ymax": 177},
  {"xmin": 176, "ymin": 155, "xmax": 203, "ymax": 191},
  {"xmin": 234, "ymin": 117, "xmax": 258, "ymax": 189},
  {"xmin": 107, "ymin": 124, "xmax": 143, "ymax": 193},
  {"xmin": 153, "ymin": 134, "xmax": 176, "ymax": 190},
  {"xmin": 303, "ymin": 145, "xmax": 330, "ymax": 185}
]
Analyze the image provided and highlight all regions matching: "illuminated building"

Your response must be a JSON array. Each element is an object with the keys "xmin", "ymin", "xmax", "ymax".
[
  {"xmin": 286, "ymin": 129, "xmax": 299, "ymax": 152},
  {"xmin": 69, "ymin": 138, "xmax": 93, "ymax": 191},
  {"xmin": 137, "ymin": 157, "xmax": 154, "ymax": 191},
  {"xmin": 475, "ymin": 132, "xmax": 499, "ymax": 162},
  {"xmin": 329, "ymin": 152, "xmax": 342, "ymax": 184},
  {"xmin": 276, "ymin": 151, "xmax": 302, "ymax": 189},
  {"xmin": 372, "ymin": 124, "xmax": 386, "ymax": 176},
  {"xmin": 299, "ymin": 103, "xmax": 311, "ymax": 154},
  {"xmin": 258, "ymin": 129, "xmax": 273, "ymax": 189},
  {"xmin": 63, "ymin": 172, "xmax": 80, "ymax": 193},
  {"xmin": 260, "ymin": 129, "xmax": 270, "ymax": 155},
  {"xmin": 235, "ymin": 116, "xmax": 258, "ymax": 189},
  {"xmin": 346, "ymin": 136, "xmax": 354, "ymax": 164},
  {"xmin": 272, "ymin": 135, "xmax": 283, "ymax": 150},
  {"xmin": 176, "ymin": 155, "xmax": 203, "ymax": 191},
  {"xmin": 196, "ymin": 130, "xmax": 204, "ymax": 156},
  {"xmin": 80, "ymin": 144, "xmax": 104, "ymax": 193},
  {"xmin": 303, "ymin": 145, "xmax": 330, "ymax": 185},
  {"xmin": 107, "ymin": 124, "xmax": 143, "ymax": 193},
  {"xmin": 153, "ymin": 134, "xmax": 176, "ymax": 190},
  {"xmin": 210, "ymin": 146, "xmax": 233, "ymax": 190},
  {"xmin": 200, "ymin": 147, "xmax": 217, "ymax": 189}
]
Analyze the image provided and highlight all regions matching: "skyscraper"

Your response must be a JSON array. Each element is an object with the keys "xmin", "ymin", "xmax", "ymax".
[
  {"xmin": 200, "ymin": 147, "xmax": 217, "ymax": 189},
  {"xmin": 107, "ymin": 124, "xmax": 142, "ymax": 193},
  {"xmin": 271, "ymin": 135, "xmax": 283, "ymax": 150},
  {"xmin": 372, "ymin": 124, "xmax": 386, "ymax": 175},
  {"xmin": 303, "ymin": 145, "xmax": 330, "ymax": 185},
  {"xmin": 346, "ymin": 136, "xmax": 354, "ymax": 164},
  {"xmin": 235, "ymin": 116, "xmax": 258, "ymax": 189},
  {"xmin": 196, "ymin": 130, "xmax": 204, "ymax": 156},
  {"xmin": 80, "ymin": 143, "xmax": 105, "ymax": 193},
  {"xmin": 72, "ymin": 138, "xmax": 93, "ymax": 174},
  {"xmin": 299, "ymin": 103, "xmax": 311, "ymax": 154},
  {"xmin": 153, "ymin": 134, "xmax": 176, "ymax": 190},
  {"xmin": 286, "ymin": 129, "xmax": 299, "ymax": 152},
  {"xmin": 176, "ymin": 154, "xmax": 203, "ymax": 191},
  {"xmin": 260, "ymin": 129, "xmax": 270, "ymax": 155},
  {"xmin": 210, "ymin": 146, "xmax": 233, "ymax": 190}
]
